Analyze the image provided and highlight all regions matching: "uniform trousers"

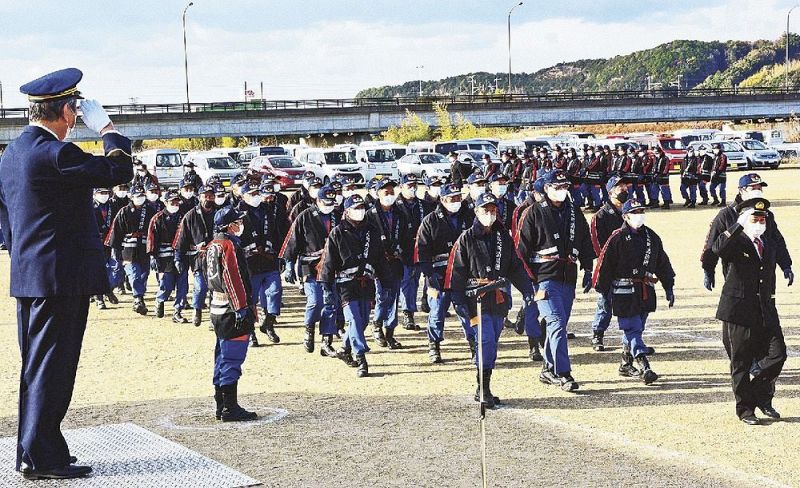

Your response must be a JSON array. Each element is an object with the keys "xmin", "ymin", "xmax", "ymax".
[
  {"xmin": 618, "ymin": 312, "xmax": 650, "ymax": 358},
  {"xmin": 156, "ymin": 270, "xmax": 189, "ymax": 311},
  {"xmin": 426, "ymin": 287, "xmax": 473, "ymax": 343},
  {"xmin": 213, "ymin": 334, "xmax": 250, "ymax": 386},
  {"xmin": 303, "ymin": 276, "xmax": 336, "ymax": 334},
  {"xmin": 374, "ymin": 279, "xmax": 400, "ymax": 330},
  {"xmin": 537, "ymin": 279, "xmax": 576, "ymax": 377},
  {"xmin": 250, "ymin": 270, "xmax": 282, "ymax": 315},
  {"xmin": 123, "ymin": 261, "xmax": 149, "ymax": 298},
  {"xmin": 342, "ymin": 299, "xmax": 372, "ymax": 355},
  {"xmin": 398, "ymin": 264, "xmax": 420, "ymax": 313}
]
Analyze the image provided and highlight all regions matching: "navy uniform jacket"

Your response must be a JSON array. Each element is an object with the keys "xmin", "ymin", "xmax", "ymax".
[
  {"xmin": 287, "ymin": 187, "xmax": 309, "ymax": 216},
  {"xmin": 182, "ymin": 171, "xmax": 203, "ymax": 191},
  {"xmin": 0, "ymin": 126, "xmax": 132, "ymax": 297},
  {"xmin": 93, "ymin": 200, "xmax": 115, "ymax": 242},
  {"xmin": 280, "ymin": 205, "xmax": 340, "ymax": 280},
  {"xmin": 105, "ymin": 203, "xmax": 157, "ymax": 264},
  {"xmin": 366, "ymin": 203, "xmax": 414, "ymax": 274},
  {"xmin": 239, "ymin": 200, "xmax": 290, "ymax": 275},
  {"xmin": 396, "ymin": 194, "xmax": 433, "ymax": 241},
  {"xmin": 593, "ymin": 224, "xmax": 675, "ymax": 317},
  {"xmin": 590, "ymin": 202, "xmax": 624, "ymax": 256},
  {"xmin": 414, "ymin": 203, "xmax": 471, "ymax": 288},
  {"xmin": 653, "ymin": 154, "xmax": 671, "ymax": 185},
  {"xmin": 173, "ymin": 205, "xmax": 216, "ymax": 271},
  {"xmin": 147, "ymin": 209, "xmax": 182, "ymax": 273},
  {"xmin": 701, "ymin": 196, "xmax": 791, "ymax": 275},
  {"xmin": 712, "ymin": 223, "xmax": 779, "ymax": 329}
]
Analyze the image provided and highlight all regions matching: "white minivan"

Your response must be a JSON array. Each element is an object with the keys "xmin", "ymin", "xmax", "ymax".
[
  {"xmin": 183, "ymin": 151, "xmax": 243, "ymax": 187},
  {"xmin": 356, "ymin": 142, "xmax": 402, "ymax": 180},
  {"xmin": 136, "ymin": 149, "xmax": 184, "ymax": 188},
  {"xmin": 296, "ymin": 148, "xmax": 365, "ymax": 185}
]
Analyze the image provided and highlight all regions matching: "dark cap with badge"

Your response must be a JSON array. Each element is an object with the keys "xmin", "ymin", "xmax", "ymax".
[
  {"xmin": 20, "ymin": 68, "xmax": 84, "ymax": 102},
  {"xmin": 605, "ymin": 175, "xmax": 629, "ymax": 192},
  {"xmin": 374, "ymin": 178, "xmax": 397, "ymax": 191},
  {"xmin": 400, "ymin": 174, "xmax": 417, "ymax": 185},
  {"xmin": 317, "ymin": 185, "xmax": 337, "ymax": 205},
  {"xmin": 735, "ymin": 197, "xmax": 770, "ymax": 216},
  {"xmin": 440, "ymin": 183, "xmax": 462, "ymax": 198},
  {"xmin": 129, "ymin": 184, "xmax": 146, "ymax": 196},
  {"xmin": 475, "ymin": 192, "xmax": 498, "ymax": 208},
  {"xmin": 541, "ymin": 169, "xmax": 569, "ymax": 186},
  {"xmin": 343, "ymin": 194, "xmax": 366, "ymax": 210},
  {"xmin": 738, "ymin": 173, "xmax": 767, "ymax": 189},
  {"xmin": 466, "ymin": 173, "xmax": 487, "ymax": 185},
  {"xmin": 163, "ymin": 189, "xmax": 181, "ymax": 202},
  {"xmin": 621, "ymin": 199, "xmax": 646, "ymax": 214},
  {"xmin": 214, "ymin": 206, "xmax": 247, "ymax": 232}
]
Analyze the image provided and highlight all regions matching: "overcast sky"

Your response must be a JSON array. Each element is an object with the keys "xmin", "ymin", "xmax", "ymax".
[{"xmin": 1, "ymin": 0, "xmax": 798, "ymax": 106}]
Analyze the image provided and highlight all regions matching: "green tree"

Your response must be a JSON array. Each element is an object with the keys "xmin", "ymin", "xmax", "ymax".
[{"xmin": 381, "ymin": 109, "xmax": 433, "ymax": 145}]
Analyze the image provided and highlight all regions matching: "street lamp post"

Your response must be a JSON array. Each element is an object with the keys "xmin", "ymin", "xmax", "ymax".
[
  {"xmin": 416, "ymin": 65, "xmax": 424, "ymax": 97},
  {"xmin": 787, "ymin": 5, "xmax": 799, "ymax": 92},
  {"xmin": 182, "ymin": 2, "xmax": 194, "ymax": 110},
  {"xmin": 507, "ymin": 2, "xmax": 523, "ymax": 95}
]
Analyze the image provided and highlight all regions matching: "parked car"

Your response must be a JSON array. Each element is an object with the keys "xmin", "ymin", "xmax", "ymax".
[
  {"xmin": 249, "ymin": 155, "xmax": 308, "ymax": 189},
  {"xmin": 136, "ymin": 149, "xmax": 184, "ymax": 187},
  {"xmin": 687, "ymin": 141, "xmax": 747, "ymax": 170},
  {"xmin": 456, "ymin": 150, "xmax": 500, "ymax": 169},
  {"xmin": 434, "ymin": 139, "xmax": 498, "ymax": 155},
  {"xmin": 396, "ymin": 152, "xmax": 451, "ymax": 179},
  {"xmin": 237, "ymin": 146, "xmax": 288, "ymax": 166},
  {"xmin": 735, "ymin": 139, "xmax": 781, "ymax": 169},
  {"xmin": 296, "ymin": 148, "xmax": 364, "ymax": 185},
  {"xmin": 183, "ymin": 151, "xmax": 243, "ymax": 186},
  {"xmin": 352, "ymin": 142, "xmax": 402, "ymax": 180}
]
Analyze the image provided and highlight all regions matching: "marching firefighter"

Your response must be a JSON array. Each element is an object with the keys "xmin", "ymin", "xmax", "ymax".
[
  {"xmin": 710, "ymin": 143, "xmax": 728, "ymax": 207},
  {"xmin": 680, "ymin": 147, "xmax": 700, "ymax": 208},
  {"xmin": 206, "ymin": 206, "xmax": 259, "ymax": 422},
  {"xmin": 287, "ymin": 170, "xmax": 316, "ymax": 215},
  {"xmin": 93, "ymin": 188, "xmax": 121, "ymax": 309},
  {"xmin": 396, "ymin": 174, "xmax": 431, "ymax": 331},
  {"xmin": 488, "ymin": 173, "xmax": 516, "ymax": 229},
  {"xmin": 582, "ymin": 146, "xmax": 605, "ymax": 211},
  {"xmin": 181, "ymin": 160, "xmax": 204, "ymax": 191},
  {"xmin": 289, "ymin": 176, "xmax": 322, "ymax": 221},
  {"xmin": 650, "ymin": 147, "xmax": 673, "ymax": 209},
  {"xmin": 697, "ymin": 146, "xmax": 713, "ymax": 205},
  {"xmin": 147, "ymin": 189, "xmax": 189, "ymax": 323},
  {"xmin": 131, "ymin": 158, "xmax": 159, "ymax": 188},
  {"xmin": 593, "ymin": 199, "xmax": 675, "ymax": 384},
  {"xmin": 445, "ymin": 192, "xmax": 534, "ymax": 409}
]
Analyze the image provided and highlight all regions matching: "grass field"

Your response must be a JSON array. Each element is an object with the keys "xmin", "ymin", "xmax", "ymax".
[{"xmin": 0, "ymin": 171, "xmax": 797, "ymax": 487}]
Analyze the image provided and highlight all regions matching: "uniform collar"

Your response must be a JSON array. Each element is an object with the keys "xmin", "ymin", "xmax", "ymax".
[{"xmin": 29, "ymin": 123, "xmax": 60, "ymax": 141}]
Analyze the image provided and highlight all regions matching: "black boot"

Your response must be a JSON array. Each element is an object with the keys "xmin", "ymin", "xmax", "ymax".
[
  {"xmin": 467, "ymin": 336, "xmax": 476, "ymax": 360},
  {"xmin": 428, "ymin": 341, "xmax": 442, "ymax": 364},
  {"xmin": 220, "ymin": 382, "xmax": 258, "ymax": 422},
  {"xmin": 355, "ymin": 353, "xmax": 369, "ymax": 377},
  {"xmin": 660, "ymin": 202, "xmax": 670, "ymax": 210},
  {"xmin": 105, "ymin": 291, "xmax": 119, "ymax": 305},
  {"xmin": 717, "ymin": 199, "xmax": 726, "ymax": 207},
  {"xmin": 473, "ymin": 369, "xmax": 496, "ymax": 409},
  {"xmin": 94, "ymin": 295, "xmax": 107, "ymax": 310},
  {"xmin": 384, "ymin": 327, "xmax": 402, "ymax": 349},
  {"xmin": 591, "ymin": 331, "xmax": 605, "ymax": 352},
  {"xmin": 402, "ymin": 311, "xmax": 418, "ymax": 331},
  {"xmin": 303, "ymin": 324, "xmax": 315, "ymax": 353},
  {"xmin": 372, "ymin": 321, "xmax": 387, "ymax": 347},
  {"xmin": 172, "ymin": 309, "xmax": 188, "ymax": 324},
  {"xmin": 320, "ymin": 335, "xmax": 337, "ymax": 357},
  {"xmin": 156, "ymin": 301, "xmax": 165, "ymax": 318},
  {"xmin": 528, "ymin": 337, "xmax": 543, "ymax": 361},
  {"xmin": 636, "ymin": 356, "xmax": 658, "ymax": 385},
  {"xmin": 250, "ymin": 332, "xmax": 261, "ymax": 348},
  {"xmin": 687, "ymin": 201, "xmax": 696, "ymax": 209},
  {"xmin": 618, "ymin": 345, "xmax": 639, "ymax": 377},
  {"xmin": 337, "ymin": 346, "xmax": 358, "ymax": 367},
  {"xmin": 259, "ymin": 312, "xmax": 281, "ymax": 343},
  {"xmin": 214, "ymin": 385, "xmax": 223, "ymax": 420},
  {"xmin": 133, "ymin": 297, "xmax": 148, "ymax": 315},
  {"xmin": 192, "ymin": 308, "xmax": 202, "ymax": 327},
  {"xmin": 711, "ymin": 197, "xmax": 720, "ymax": 206}
]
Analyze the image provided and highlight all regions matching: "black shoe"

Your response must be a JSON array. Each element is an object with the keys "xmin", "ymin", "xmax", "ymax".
[
  {"xmin": 356, "ymin": 354, "xmax": 369, "ymax": 377},
  {"xmin": 711, "ymin": 198, "xmax": 719, "ymax": 206},
  {"xmin": 259, "ymin": 313, "xmax": 281, "ymax": 343},
  {"xmin": 591, "ymin": 331, "xmax": 605, "ymax": 352},
  {"xmin": 467, "ymin": 336, "xmax": 476, "ymax": 361},
  {"xmin": 759, "ymin": 406, "xmax": 781, "ymax": 419},
  {"xmin": 428, "ymin": 341, "xmax": 442, "ymax": 364},
  {"xmin": 156, "ymin": 301, "xmax": 165, "ymax": 318},
  {"xmin": 660, "ymin": 203, "xmax": 670, "ymax": 210},
  {"xmin": 172, "ymin": 309, "xmax": 188, "ymax": 324},
  {"xmin": 402, "ymin": 311, "xmax": 417, "ymax": 331},
  {"xmin": 320, "ymin": 335, "xmax": 337, "ymax": 357},
  {"xmin": 567, "ymin": 332, "xmax": 576, "ymax": 340},
  {"xmin": 105, "ymin": 292, "xmax": 119, "ymax": 304},
  {"xmin": 303, "ymin": 324, "xmax": 315, "ymax": 353},
  {"xmin": 337, "ymin": 347, "xmax": 358, "ymax": 367},
  {"xmin": 687, "ymin": 202, "xmax": 696, "ymax": 209},
  {"xmin": 699, "ymin": 199, "xmax": 709, "ymax": 206},
  {"xmin": 94, "ymin": 295, "xmax": 107, "ymax": 310},
  {"xmin": 682, "ymin": 201, "xmax": 690, "ymax": 207},
  {"xmin": 20, "ymin": 464, "xmax": 92, "ymax": 480},
  {"xmin": 214, "ymin": 385, "xmax": 223, "ymax": 420},
  {"xmin": 636, "ymin": 356, "xmax": 658, "ymax": 385},
  {"xmin": 618, "ymin": 363, "xmax": 640, "ymax": 377},
  {"xmin": 740, "ymin": 415, "xmax": 761, "ymax": 426},
  {"xmin": 372, "ymin": 321, "xmax": 387, "ymax": 347},
  {"xmin": 503, "ymin": 317, "xmax": 515, "ymax": 330},
  {"xmin": 644, "ymin": 346, "xmax": 656, "ymax": 355},
  {"xmin": 250, "ymin": 332, "xmax": 261, "ymax": 348},
  {"xmin": 133, "ymin": 298, "xmax": 148, "ymax": 315},
  {"xmin": 474, "ymin": 369, "xmax": 497, "ymax": 409},
  {"xmin": 528, "ymin": 337, "xmax": 543, "ymax": 361},
  {"xmin": 385, "ymin": 327, "xmax": 402, "ymax": 349},
  {"xmin": 220, "ymin": 383, "xmax": 258, "ymax": 422},
  {"xmin": 192, "ymin": 308, "xmax": 202, "ymax": 327},
  {"xmin": 539, "ymin": 367, "xmax": 559, "ymax": 386},
  {"xmin": 717, "ymin": 200, "xmax": 726, "ymax": 207},
  {"xmin": 559, "ymin": 375, "xmax": 579, "ymax": 392}
]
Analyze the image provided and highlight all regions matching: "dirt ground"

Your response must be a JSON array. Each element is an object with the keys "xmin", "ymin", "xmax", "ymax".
[{"xmin": 0, "ymin": 171, "xmax": 798, "ymax": 487}]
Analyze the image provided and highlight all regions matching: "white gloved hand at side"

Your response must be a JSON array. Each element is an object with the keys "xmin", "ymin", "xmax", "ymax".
[{"xmin": 79, "ymin": 99, "xmax": 112, "ymax": 134}]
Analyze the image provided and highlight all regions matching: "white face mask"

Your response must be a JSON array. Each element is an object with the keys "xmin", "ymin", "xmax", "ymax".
[
  {"xmin": 214, "ymin": 196, "xmax": 227, "ymax": 206},
  {"xmin": 380, "ymin": 194, "xmax": 397, "ymax": 207},
  {"xmin": 94, "ymin": 194, "xmax": 110, "ymax": 204},
  {"xmin": 343, "ymin": 189, "xmax": 356, "ymax": 198},
  {"xmin": 132, "ymin": 195, "xmax": 147, "ymax": 207},
  {"xmin": 114, "ymin": 190, "xmax": 128, "ymax": 199},
  {"xmin": 318, "ymin": 203, "xmax": 335, "ymax": 214},
  {"xmin": 180, "ymin": 190, "xmax": 194, "ymax": 200},
  {"xmin": 492, "ymin": 184, "xmax": 508, "ymax": 197},
  {"xmin": 428, "ymin": 186, "xmax": 441, "ymax": 198},
  {"xmin": 232, "ymin": 224, "xmax": 244, "ymax": 237},
  {"xmin": 273, "ymin": 183, "xmax": 282, "ymax": 193},
  {"xmin": 166, "ymin": 204, "xmax": 180, "ymax": 214},
  {"xmin": 137, "ymin": 168, "xmax": 147, "ymax": 175},
  {"xmin": 743, "ymin": 221, "xmax": 767, "ymax": 240},
  {"xmin": 477, "ymin": 212, "xmax": 496, "ymax": 228},
  {"xmin": 146, "ymin": 192, "xmax": 159, "ymax": 202},
  {"xmin": 741, "ymin": 188, "xmax": 763, "ymax": 200},
  {"xmin": 348, "ymin": 208, "xmax": 366, "ymax": 221},
  {"xmin": 401, "ymin": 188, "xmax": 416, "ymax": 200},
  {"xmin": 443, "ymin": 200, "xmax": 462, "ymax": 213},
  {"xmin": 469, "ymin": 186, "xmax": 486, "ymax": 200},
  {"xmin": 309, "ymin": 188, "xmax": 321, "ymax": 199},
  {"xmin": 244, "ymin": 194, "xmax": 263, "ymax": 208},
  {"xmin": 335, "ymin": 194, "xmax": 344, "ymax": 205},
  {"xmin": 546, "ymin": 187, "xmax": 568, "ymax": 202},
  {"xmin": 626, "ymin": 213, "xmax": 646, "ymax": 229}
]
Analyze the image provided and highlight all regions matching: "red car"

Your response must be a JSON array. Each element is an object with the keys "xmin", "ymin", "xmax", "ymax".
[{"xmin": 249, "ymin": 155, "xmax": 308, "ymax": 189}]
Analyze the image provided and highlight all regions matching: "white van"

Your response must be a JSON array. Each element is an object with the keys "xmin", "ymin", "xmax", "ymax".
[
  {"xmin": 296, "ymin": 148, "xmax": 364, "ymax": 185},
  {"xmin": 356, "ymin": 142, "xmax": 402, "ymax": 180},
  {"xmin": 136, "ymin": 149, "xmax": 184, "ymax": 188},
  {"xmin": 407, "ymin": 141, "xmax": 436, "ymax": 154},
  {"xmin": 183, "ymin": 151, "xmax": 243, "ymax": 186}
]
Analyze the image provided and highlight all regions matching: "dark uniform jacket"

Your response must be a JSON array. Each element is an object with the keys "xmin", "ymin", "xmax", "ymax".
[
  {"xmin": 712, "ymin": 223, "xmax": 779, "ymax": 329},
  {"xmin": 106, "ymin": 203, "xmax": 157, "ymax": 264},
  {"xmin": 131, "ymin": 170, "xmax": 159, "ymax": 189},
  {"xmin": 495, "ymin": 196, "xmax": 516, "ymax": 232},
  {"xmin": 584, "ymin": 155, "xmax": 604, "ymax": 185},
  {"xmin": 239, "ymin": 200, "xmax": 289, "ymax": 275},
  {"xmin": 511, "ymin": 194, "xmax": 535, "ymax": 240},
  {"xmin": 287, "ymin": 187, "xmax": 309, "ymax": 216},
  {"xmin": 0, "ymin": 126, "xmax": 132, "ymax": 297},
  {"xmin": 414, "ymin": 203, "xmax": 471, "ymax": 289},
  {"xmin": 711, "ymin": 153, "xmax": 728, "ymax": 182},
  {"xmin": 397, "ymin": 194, "xmax": 433, "ymax": 242},
  {"xmin": 367, "ymin": 203, "xmax": 414, "ymax": 274},
  {"xmin": 593, "ymin": 224, "xmax": 675, "ymax": 317},
  {"xmin": 173, "ymin": 204, "xmax": 217, "ymax": 271},
  {"xmin": 590, "ymin": 202, "xmax": 624, "ymax": 256},
  {"xmin": 449, "ymin": 160, "xmax": 473, "ymax": 186},
  {"xmin": 289, "ymin": 199, "xmax": 313, "ymax": 222},
  {"xmin": 110, "ymin": 195, "xmax": 130, "ymax": 220},
  {"xmin": 182, "ymin": 171, "xmax": 203, "ymax": 190},
  {"xmin": 147, "ymin": 209, "xmax": 182, "ymax": 273},
  {"xmin": 698, "ymin": 154, "xmax": 713, "ymax": 181},
  {"xmin": 701, "ymin": 196, "xmax": 791, "ymax": 275},
  {"xmin": 653, "ymin": 154, "xmax": 671, "ymax": 185},
  {"xmin": 516, "ymin": 197, "xmax": 595, "ymax": 284},
  {"xmin": 206, "ymin": 233, "xmax": 256, "ymax": 339},
  {"xmin": 94, "ymin": 200, "xmax": 115, "ymax": 243},
  {"xmin": 179, "ymin": 195, "xmax": 199, "ymax": 217},
  {"xmin": 280, "ymin": 204, "xmax": 340, "ymax": 280},
  {"xmin": 445, "ymin": 219, "xmax": 533, "ymax": 318},
  {"xmin": 682, "ymin": 155, "xmax": 699, "ymax": 182},
  {"xmin": 318, "ymin": 219, "xmax": 390, "ymax": 303},
  {"xmin": 611, "ymin": 155, "xmax": 631, "ymax": 175}
]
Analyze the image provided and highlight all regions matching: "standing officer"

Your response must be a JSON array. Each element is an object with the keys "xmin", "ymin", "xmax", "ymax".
[
  {"xmin": 709, "ymin": 143, "xmax": 728, "ymax": 207},
  {"xmin": 651, "ymin": 147, "xmax": 673, "ymax": 209},
  {"xmin": 181, "ymin": 160, "xmax": 203, "ymax": 191},
  {"xmin": 0, "ymin": 68, "xmax": 132, "ymax": 480},
  {"xmin": 697, "ymin": 147, "xmax": 713, "ymax": 205},
  {"xmin": 680, "ymin": 147, "xmax": 700, "ymax": 208},
  {"xmin": 449, "ymin": 151, "xmax": 472, "ymax": 186},
  {"xmin": 445, "ymin": 192, "xmax": 534, "ymax": 409},
  {"xmin": 582, "ymin": 146, "xmax": 604, "ymax": 211},
  {"xmin": 516, "ymin": 170, "xmax": 595, "ymax": 392},
  {"xmin": 396, "ymin": 174, "xmax": 430, "ymax": 331},
  {"xmin": 711, "ymin": 198, "xmax": 787, "ymax": 425},
  {"xmin": 131, "ymin": 158, "xmax": 159, "ymax": 188},
  {"xmin": 147, "ymin": 189, "xmax": 189, "ymax": 323},
  {"xmin": 92, "ymin": 188, "xmax": 121, "ymax": 309},
  {"xmin": 593, "ymin": 199, "xmax": 676, "ymax": 384}
]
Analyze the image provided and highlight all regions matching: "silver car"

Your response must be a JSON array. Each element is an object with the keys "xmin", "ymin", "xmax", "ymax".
[
  {"xmin": 688, "ymin": 141, "xmax": 747, "ymax": 170},
  {"xmin": 736, "ymin": 139, "xmax": 781, "ymax": 169}
]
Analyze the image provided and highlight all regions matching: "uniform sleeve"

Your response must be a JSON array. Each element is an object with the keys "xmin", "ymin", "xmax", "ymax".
[
  {"xmin": 414, "ymin": 215, "xmax": 434, "ymax": 265},
  {"xmin": 514, "ymin": 207, "xmax": 537, "ymax": 280},
  {"xmin": 105, "ymin": 209, "xmax": 125, "ymax": 250},
  {"xmin": 577, "ymin": 210, "xmax": 596, "ymax": 271},
  {"xmin": 399, "ymin": 211, "xmax": 415, "ymax": 262},
  {"xmin": 172, "ymin": 213, "xmax": 192, "ymax": 252},
  {"xmin": 592, "ymin": 231, "xmax": 620, "ymax": 294},
  {"xmin": 279, "ymin": 216, "xmax": 301, "ymax": 261},
  {"xmin": 317, "ymin": 230, "xmax": 340, "ymax": 285},
  {"xmin": 146, "ymin": 213, "xmax": 161, "ymax": 255},
  {"xmin": 711, "ymin": 223, "xmax": 747, "ymax": 261},
  {"xmin": 54, "ymin": 133, "xmax": 133, "ymax": 188},
  {"xmin": 655, "ymin": 234, "xmax": 676, "ymax": 291},
  {"xmin": 589, "ymin": 212, "xmax": 602, "ymax": 256},
  {"xmin": 0, "ymin": 183, "xmax": 12, "ymax": 252},
  {"xmin": 506, "ymin": 236, "xmax": 533, "ymax": 296},
  {"xmin": 701, "ymin": 209, "xmax": 729, "ymax": 272},
  {"xmin": 444, "ymin": 234, "xmax": 470, "ymax": 292},
  {"xmin": 769, "ymin": 216, "xmax": 793, "ymax": 271},
  {"xmin": 221, "ymin": 241, "xmax": 249, "ymax": 311}
]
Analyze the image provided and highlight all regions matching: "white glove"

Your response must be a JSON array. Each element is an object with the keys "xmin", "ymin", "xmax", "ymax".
[
  {"xmin": 736, "ymin": 208, "xmax": 754, "ymax": 227},
  {"xmin": 79, "ymin": 99, "xmax": 112, "ymax": 134}
]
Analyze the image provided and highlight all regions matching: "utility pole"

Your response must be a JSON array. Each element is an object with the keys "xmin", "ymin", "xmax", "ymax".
[
  {"xmin": 182, "ymin": 1, "xmax": 194, "ymax": 110},
  {"xmin": 507, "ymin": 2, "xmax": 523, "ymax": 94},
  {"xmin": 0, "ymin": 80, "xmax": 4, "ymax": 113},
  {"xmin": 788, "ymin": 5, "xmax": 799, "ymax": 92},
  {"xmin": 416, "ymin": 65, "xmax": 424, "ymax": 97},
  {"xmin": 260, "ymin": 81, "xmax": 264, "ymax": 101}
]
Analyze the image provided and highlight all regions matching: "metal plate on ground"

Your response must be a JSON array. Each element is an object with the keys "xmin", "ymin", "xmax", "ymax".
[{"xmin": 0, "ymin": 423, "xmax": 260, "ymax": 487}]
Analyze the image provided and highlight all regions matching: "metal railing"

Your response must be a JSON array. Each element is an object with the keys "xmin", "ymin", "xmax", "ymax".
[{"xmin": 1, "ymin": 86, "xmax": 798, "ymax": 120}]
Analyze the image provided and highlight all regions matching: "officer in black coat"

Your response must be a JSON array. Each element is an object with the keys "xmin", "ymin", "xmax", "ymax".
[
  {"xmin": 146, "ymin": 189, "xmax": 188, "ymax": 323},
  {"xmin": 448, "ymin": 151, "xmax": 473, "ymax": 186},
  {"xmin": 712, "ymin": 198, "xmax": 787, "ymax": 425},
  {"xmin": 92, "ymin": 188, "xmax": 120, "ymax": 309},
  {"xmin": 0, "ymin": 68, "xmax": 132, "ymax": 480}
]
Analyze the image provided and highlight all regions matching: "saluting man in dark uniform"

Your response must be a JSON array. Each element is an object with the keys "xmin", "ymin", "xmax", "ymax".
[
  {"xmin": 712, "ymin": 198, "xmax": 788, "ymax": 425},
  {"xmin": 0, "ymin": 68, "xmax": 132, "ymax": 480}
]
